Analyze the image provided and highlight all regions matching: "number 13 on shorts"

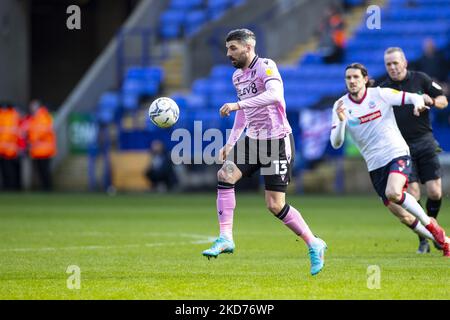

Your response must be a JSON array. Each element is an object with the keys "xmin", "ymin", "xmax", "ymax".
[{"xmin": 273, "ymin": 160, "xmax": 288, "ymax": 175}]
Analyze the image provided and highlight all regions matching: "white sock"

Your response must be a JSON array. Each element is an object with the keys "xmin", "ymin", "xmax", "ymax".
[
  {"xmin": 398, "ymin": 193, "xmax": 431, "ymax": 226},
  {"xmin": 412, "ymin": 220, "xmax": 435, "ymax": 242}
]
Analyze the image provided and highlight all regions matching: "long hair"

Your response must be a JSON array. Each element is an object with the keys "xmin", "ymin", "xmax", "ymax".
[{"xmin": 345, "ymin": 63, "xmax": 375, "ymax": 87}]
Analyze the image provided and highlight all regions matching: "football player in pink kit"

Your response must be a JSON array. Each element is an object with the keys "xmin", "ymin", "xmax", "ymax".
[
  {"xmin": 202, "ymin": 29, "xmax": 327, "ymax": 275},
  {"xmin": 330, "ymin": 63, "xmax": 449, "ymax": 257}
]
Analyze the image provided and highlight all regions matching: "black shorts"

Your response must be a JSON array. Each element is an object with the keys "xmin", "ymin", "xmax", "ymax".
[
  {"xmin": 369, "ymin": 155, "xmax": 412, "ymax": 206},
  {"xmin": 227, "ymin": 134, "xmax": 295, "ymax": 193},
  {"xmin": 407, "ymin": 134, "xmax": 442, "ymax": 184}
]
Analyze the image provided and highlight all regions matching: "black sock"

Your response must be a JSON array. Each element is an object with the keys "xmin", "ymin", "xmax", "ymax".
[{"xmin": 426, "ymin": 198, "xmax": 442, "ymax": 219}]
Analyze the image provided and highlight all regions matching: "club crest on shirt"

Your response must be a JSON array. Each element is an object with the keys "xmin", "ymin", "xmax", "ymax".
[
  {"xmin": 368, "ymin": 101, "xmax": 376, "ymax": 109},
  {"xmin": 251, "ymin": 70, "xmax": 256, "ymax": 78}
]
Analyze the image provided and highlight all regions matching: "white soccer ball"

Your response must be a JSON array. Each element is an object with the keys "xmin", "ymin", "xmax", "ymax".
[{"xmin": 148, "ymin": 97, "xmax": 179, "ymax": 128}]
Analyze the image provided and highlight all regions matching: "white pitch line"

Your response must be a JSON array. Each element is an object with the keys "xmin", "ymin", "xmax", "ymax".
[{"xmin": 0, "ymin": 234, "xmax": 215, "ymax": 253}]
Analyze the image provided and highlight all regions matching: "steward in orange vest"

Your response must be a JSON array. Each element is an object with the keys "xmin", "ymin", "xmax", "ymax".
[
  {"xmin": 28, "ymin": 102, "xmax": 56, "ymax": 191},
  {"xmin": 29, "ymin": 106, "xmax": 56, "ymax": 159},
  {"xmin": 0, "ymin": 103, "xmax": 21, "ymax": 190}
]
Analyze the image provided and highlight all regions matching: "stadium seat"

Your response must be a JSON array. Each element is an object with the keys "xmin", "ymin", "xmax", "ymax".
[
  {"xmin": 122, "ymin": 93, "xmax": 139, "ymax": 110},
  {"xmin": 210, "ymin": 79, "xmax": 235, "ymax": 95},
  {"xmin": 99, "ymin": 92, "xmax": 120, "ymax": 110},
  {"xmin": 207, "ymin": 0, "xmax": 231, "ymax": 20},
  {"xmin": 169, "ymin": 0, "xmax": 204, "ymax": 10},
  {"xmin": 159, "ymin": 11, "xmax": 185, "ymax": 39},
  {"xmin": 210, "ymin": 64, "xmax": 235, "ymax": 79},
  {"xmin": 184, "ymin": 10, "xmax": 208, "ymax": 36},
  {"xmin": 192, "ymin": 78, "xmax": 212, "ymax": 97}
]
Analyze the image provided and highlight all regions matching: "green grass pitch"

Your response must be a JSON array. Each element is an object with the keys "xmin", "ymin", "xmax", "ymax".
[{"xmin": 0, "ymin": 193, "xmax": 448, "ymax": 299}]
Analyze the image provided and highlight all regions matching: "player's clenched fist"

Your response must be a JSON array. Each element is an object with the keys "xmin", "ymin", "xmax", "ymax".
[
  {"xmin": 336, "ymin": 100, "xmax": 346, "ymax": 121},
  {"xmin": 220, "ymin": 103, "xmax": 240, "ymax": 117}
]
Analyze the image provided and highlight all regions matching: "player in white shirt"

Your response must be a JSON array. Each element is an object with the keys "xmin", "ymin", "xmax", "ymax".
[{"xmin": 330, "ymin": 63, "xmax": 449, "ymax": 257}]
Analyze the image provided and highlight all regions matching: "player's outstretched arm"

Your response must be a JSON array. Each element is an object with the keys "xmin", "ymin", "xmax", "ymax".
[
  {"xmin": 378, "ymin": 87, "xmax": 429, "ymax": 116},
  {"xmin": 330, "ymin": 100, "xmax": 346, "ymax": 149}
]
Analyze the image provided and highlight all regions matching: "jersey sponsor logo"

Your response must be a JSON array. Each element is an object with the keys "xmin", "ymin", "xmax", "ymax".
[
  {"xmin": 359, "ymin": 110, "xmax": 382, "ymax": 124},
  {"xmin": 237, "ymin": 81, "xmax": 258, "ymax": 97}
]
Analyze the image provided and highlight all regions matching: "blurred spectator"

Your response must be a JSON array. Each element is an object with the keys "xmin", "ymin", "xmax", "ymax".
[
  {"xmin": 416, "ymin": 38, "xmax": 448, "ymax": 83},
  {"xmin": 0, "ymin": 102, "xmax": 21, "ymax": 191},
  {"xmin": 28, "ymin": 100, "xmax": 57, "ymax": 191},
  {"xmin": 145, "ymin": 140, "xmax": 177, "ymax": 191},
  {"xmin": 318, "ymin": 5, "xmax": 346, "ymax": 64},
  {"xmin": 88, "ymin": 120, "xmax": 112, "ymax": 193}
]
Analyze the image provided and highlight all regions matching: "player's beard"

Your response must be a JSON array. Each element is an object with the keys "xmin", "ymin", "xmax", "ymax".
[
  {"xmin": 348, "ymin": 84, "xmax": 362, "ymax": 96},
  {"xmin": 230, "ymin": 53, "xmax": 247, "ymax": 69}
]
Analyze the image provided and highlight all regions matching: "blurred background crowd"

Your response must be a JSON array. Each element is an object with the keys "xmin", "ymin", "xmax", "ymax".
[{"xmin": 0, "ymin": 0, "xmax": 449, "ymax": 194}]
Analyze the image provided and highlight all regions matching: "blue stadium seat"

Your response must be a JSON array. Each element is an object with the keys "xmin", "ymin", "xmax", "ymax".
[
  {"xmin": 159, "ymin": 11, "xmax": 185, "ymax": 39},
  {"xmin": 126, "ymin": 67, "xmax": 163, "ymax": 83},
  {"xmin": 122, "ymin": 93, "xmax": 139, "ymax": 110},
  {"xmin": 184, "ymin": 10, "xmax": 208, "ymax": 36},
  {"xmin": 122, "ymin": 79, "xmax": 143, "ymax": 95},
  {"xmin": 99, "ymin": 92, "xmax": 120, "ymax": 110},
  {"xmin": 210, "ymin": 80, "xmax": 235, "ymax": 95},
  {"xmin": 192, "ymin": 78, "xmax": 211, "ymax": 97},
  {"xmin": 207, "ymin": 0, "xmax": 231, "ymax": 20},
  {"xmin": 285, "ymin": 94, "xmax": 321, "ymax": 111},
  {"xmin": 209, "ymin": 93, "xmax": 236, "ymax": 109},
  {"xmin": 160, "ymin": 23, "xmax": 181, "ymax": 39},
  {"xmin": 160, "ymin": 10, "xmax": 185, "ymax": 25},
  {"xmin": 170, "ymin": 94, "xmax": 188, "ymax": 111},
  {"xmin": 299, "ymin": 52, "xmax": 323, "ymax": 65},
  {"xmin": 279, "ymin": 66, "xmax": 300, "ymax": 82},
  {"xmin": 185, "ymin": 94, "xmax": 208, "ymax": 109},
  {"xmin": 210, "ymin": 65, "xmax": 235, "ymax": 79},
  {"xmin": 170, "ymin": 0, "xmax": 203, "ymax": 10}
]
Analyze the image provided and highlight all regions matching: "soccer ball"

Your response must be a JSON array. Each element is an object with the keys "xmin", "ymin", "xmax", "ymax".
[{"xmin": 148, "ymin": 97, "xmax": 179, "ymax": 128}]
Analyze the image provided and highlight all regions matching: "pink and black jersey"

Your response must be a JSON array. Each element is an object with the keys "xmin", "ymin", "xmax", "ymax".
[{"xmin": 230, "ymin": 55, "xmax": 292, "ymax": 141}]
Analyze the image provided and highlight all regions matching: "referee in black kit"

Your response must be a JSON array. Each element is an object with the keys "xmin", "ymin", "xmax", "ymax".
[{"xmin": 379, "ymin": 47, "xmax": 448, "ymax": 254}]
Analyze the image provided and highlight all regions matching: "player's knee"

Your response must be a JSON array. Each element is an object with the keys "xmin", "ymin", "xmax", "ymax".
[
  {"xmin": 266, "ymin": 201, "xmax": 284, "ymax": 215},
  {"xmin": 427, "ymin": 188, "xmax": 441, "ymax": 200},
  {"xmin": 217, "ymin": 165, "xmax": 238, "ymax": 185},
  {"xmin": 217, "ymin": 169, "xmax": 231, "ymax": 184},
  {"xmin": 385, "ymin": 188, "xmax": 403, "ymax": 203}
]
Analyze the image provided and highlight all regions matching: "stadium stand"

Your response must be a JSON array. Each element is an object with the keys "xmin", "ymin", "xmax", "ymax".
[
  {"xmin": 159, "ymin": 0, "xmax": 247, "ymax": 39},
  {"xmin": 86, "ymin": 0, "xmax": 450, "ymax": 192},
  {"xmin": 111, "ymin": 0, "xmax": 450, "ymax": 148}
]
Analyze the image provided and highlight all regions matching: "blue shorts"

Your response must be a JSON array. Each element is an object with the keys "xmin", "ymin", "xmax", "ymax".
[{"xmin": 369, "ymin": 155, "xmax": 412, "ymax": 206}]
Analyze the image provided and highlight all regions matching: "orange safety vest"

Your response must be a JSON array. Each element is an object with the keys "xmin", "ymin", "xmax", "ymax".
[
  {"xmin": 0, "ymin": 107, "xmax": 20, "ymax": 159},
  {"xmin": 28, "ymin": 107, "xmax": 57, "ymax": 159}
]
